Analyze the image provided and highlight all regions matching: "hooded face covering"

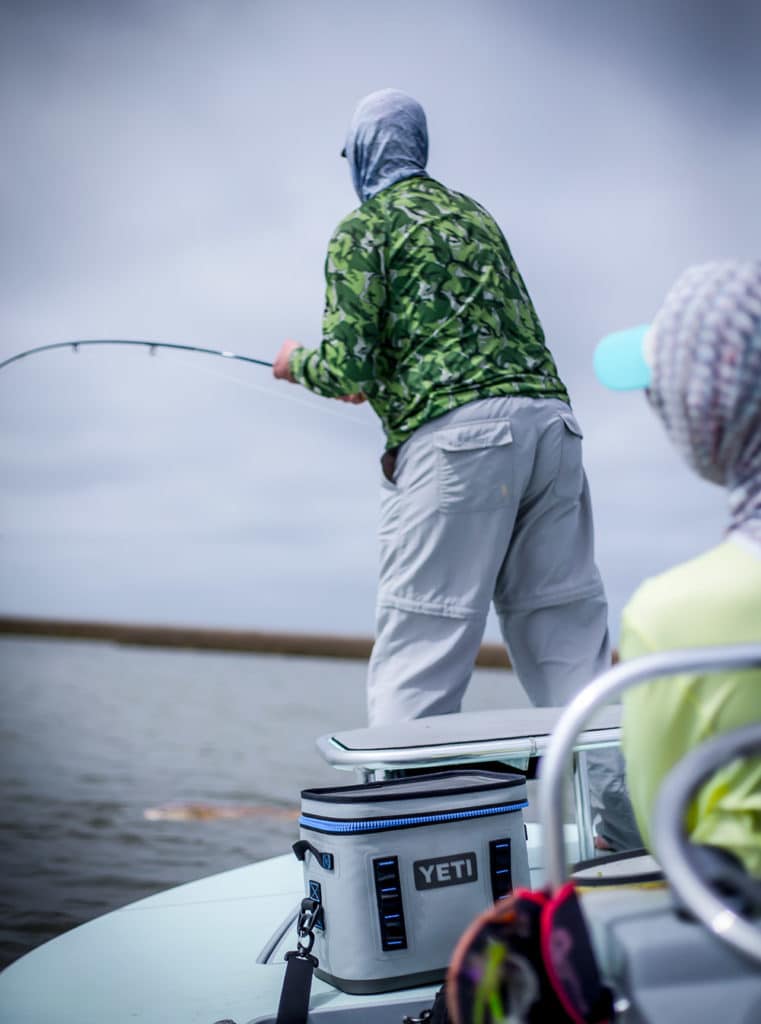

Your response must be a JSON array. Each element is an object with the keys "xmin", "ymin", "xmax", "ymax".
[
  {"xmin": 343, "ymin": 88, "xmax": 429, "ymax": 203},
  {"xmin": 646, "ymin": 260, "xmax": 761, "ymax": 545}
]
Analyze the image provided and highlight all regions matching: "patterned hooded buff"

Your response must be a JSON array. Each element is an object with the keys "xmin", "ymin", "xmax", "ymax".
[
  {"xmin": 344, "ymin": 88, "xmax": 428, "ymax": 203},
  {"xmin": 647, "ymin": 261, "xmax": 761, "ymax": 544}
]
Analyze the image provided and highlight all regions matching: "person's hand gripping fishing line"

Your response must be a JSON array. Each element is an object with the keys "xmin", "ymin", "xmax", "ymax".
[{"xmin": 272, "ymin": 339, "xmax": 366, "ymax": 403}]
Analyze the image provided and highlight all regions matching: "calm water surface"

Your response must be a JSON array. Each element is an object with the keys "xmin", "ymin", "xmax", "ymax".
[{"xmin": 0, "ymin": 637, "xmax": 526, "ymax": 969}]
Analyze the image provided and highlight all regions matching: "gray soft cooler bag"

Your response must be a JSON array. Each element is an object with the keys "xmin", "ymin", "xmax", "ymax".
[{"xmin": 294, "ymin": 770, "xmax": 530, "ymax": 993}]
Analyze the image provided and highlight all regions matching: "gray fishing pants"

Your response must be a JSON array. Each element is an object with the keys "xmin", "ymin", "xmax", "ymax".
[
  {"xmin": 368, "ymin": 395, "xmax": 611, "ymax": 720},
  {"xmin": 367, "ymin": 395, "xmax": 641, "ymax": 849}
]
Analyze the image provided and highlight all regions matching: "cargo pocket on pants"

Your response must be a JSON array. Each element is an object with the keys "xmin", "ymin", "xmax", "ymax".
[
  {"xmin": 552, "ymin": 413, "xmax": 584, "ymax": 502},
  {"xmin": 434, "ymin": 420, "xmax": 513, "ymax": 513}
]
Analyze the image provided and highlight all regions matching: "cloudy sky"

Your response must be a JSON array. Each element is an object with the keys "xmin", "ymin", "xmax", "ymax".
[{"xmin": 1, "ymin": 0, "xmax": 759, "ymax": 642}]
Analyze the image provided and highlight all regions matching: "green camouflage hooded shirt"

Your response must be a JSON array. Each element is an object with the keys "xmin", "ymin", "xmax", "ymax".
[{"xmin": 290, "ymin": 175, "xmax": 569, "ymax": 449}]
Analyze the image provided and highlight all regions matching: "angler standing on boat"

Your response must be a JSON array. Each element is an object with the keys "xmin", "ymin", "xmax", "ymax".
[{"xmin": 273, "ymin": 89, "xmax": 637, "ymax": 848}]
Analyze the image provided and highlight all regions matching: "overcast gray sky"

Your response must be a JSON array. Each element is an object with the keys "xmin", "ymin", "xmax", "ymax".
[{"xmin": 1, "ymin": 0, "xmax": 759, "ymax": 641}]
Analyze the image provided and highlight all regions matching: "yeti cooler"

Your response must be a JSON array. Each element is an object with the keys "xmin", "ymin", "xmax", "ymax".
[{"xmin": 293, "ymin": 770, "xmax": 530, "ymax": 993}]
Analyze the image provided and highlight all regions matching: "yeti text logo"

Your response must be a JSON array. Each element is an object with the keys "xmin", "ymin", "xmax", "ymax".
[{"xmin": 413, "ymin": 852, "xmax": 478, "ymax": 890}]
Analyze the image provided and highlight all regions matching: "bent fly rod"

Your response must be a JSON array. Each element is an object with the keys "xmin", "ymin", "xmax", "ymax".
[{"xmin": 0, "ymin": 339, "xmax": 273, "ymax": 373}]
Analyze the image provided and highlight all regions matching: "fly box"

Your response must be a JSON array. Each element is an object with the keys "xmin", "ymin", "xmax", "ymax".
[{"xmin": 293, "ymin": 769, "xmax": 530, "ymax": 993}]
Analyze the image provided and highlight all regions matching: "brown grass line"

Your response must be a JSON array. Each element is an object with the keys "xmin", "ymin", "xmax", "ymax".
[{"xmin": 0, "ymin": 615, "xmax": 512, "ymax": 668}]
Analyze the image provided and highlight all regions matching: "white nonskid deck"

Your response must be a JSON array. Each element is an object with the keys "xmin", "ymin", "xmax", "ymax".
[{"xmin": 1, "ymin": 854, "xmax": 300, "ymax": 1024}]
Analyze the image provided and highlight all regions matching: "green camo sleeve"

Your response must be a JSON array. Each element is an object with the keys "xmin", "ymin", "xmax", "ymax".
[{"xmin": 289, "ymin": 208, "xmax": 387, "ymax": 399}]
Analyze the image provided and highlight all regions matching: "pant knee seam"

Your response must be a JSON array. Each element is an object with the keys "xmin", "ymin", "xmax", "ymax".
[{"xmin": 378, "ymin": 593, "xmax": 484, "ymax": 621}]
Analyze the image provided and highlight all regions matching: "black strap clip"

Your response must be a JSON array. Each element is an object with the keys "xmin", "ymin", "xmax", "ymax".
[{"xmin": 275, "ymin": 897, "xmax": 321, "ymax": 1024}]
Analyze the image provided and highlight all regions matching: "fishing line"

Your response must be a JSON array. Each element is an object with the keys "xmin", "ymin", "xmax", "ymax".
[{"xmin": 171, "ymin": 354, "xmax": 378, "ymax": 432}]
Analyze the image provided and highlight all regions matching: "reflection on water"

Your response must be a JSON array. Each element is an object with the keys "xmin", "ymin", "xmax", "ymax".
[{"xmin": 0, "ymin": 637, "xmax": 525, "ymax": 969}]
